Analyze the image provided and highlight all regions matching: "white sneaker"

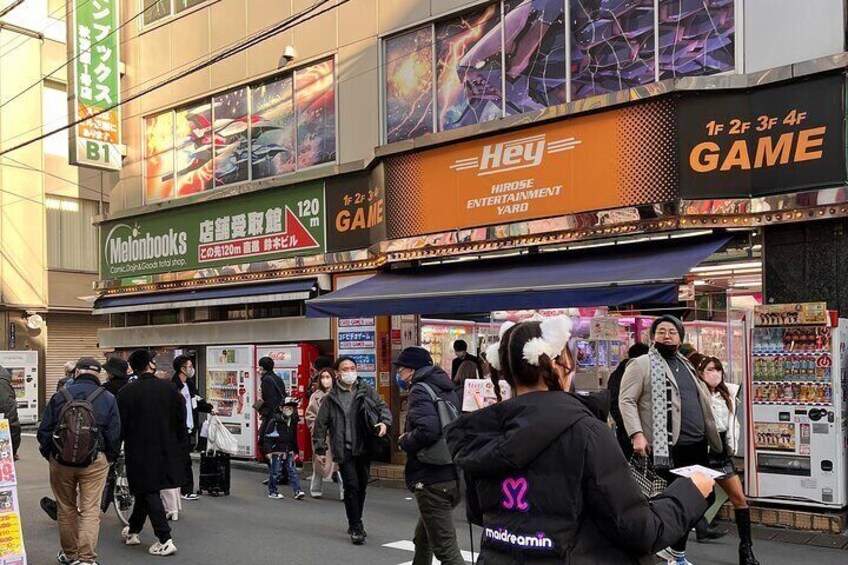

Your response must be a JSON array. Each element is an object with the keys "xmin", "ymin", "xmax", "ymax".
[
  {"xmin": 268, "ymin": 493, "xmax": 285, "ymax": 500},
  {"xmin": 310, "ymin": 490, "xmax": 323, "ymax": 498},
  {"xmin": 148, "ymin": 539, "xmax": 177, "ymax": 556},
  {"xmin": 656, "ymin": 549, "xmax": 673, "ymax": 561},
  {"xmin": 166, "ymin": 511, "xmax": 179, "ymax": 521},
  {"xmin": 121, "ymin": 526, "xmax": 141, "ymax": 546},
  {"xmin": 666, "ymin": 559, "xmax": 694, "ymax": 565}
]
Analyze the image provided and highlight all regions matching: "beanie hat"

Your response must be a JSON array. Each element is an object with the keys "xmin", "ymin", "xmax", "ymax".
[
  {"xmin": 258, "ymin": 356, "xmax": 275, "ymax": 373},
  {"xmin": 128, "ymin": 349, "xmax": 154, "ymax": 375},
  {"xmin": 650, "ymin": 315, "xmax": 685, "ymax": 341},
  {"xmin": 393, "ymin": 347, "xmax": 433, "ymax": 370}
]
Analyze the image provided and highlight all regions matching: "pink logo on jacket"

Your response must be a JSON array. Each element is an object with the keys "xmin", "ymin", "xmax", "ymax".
[{"xmin": 501, "ymin": 477, "xmax": 529, "ymax": 512}]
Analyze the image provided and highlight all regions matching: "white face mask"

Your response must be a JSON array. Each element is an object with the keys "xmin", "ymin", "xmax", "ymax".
[
  {"xmin": 340, "ymin": 372, "xmax": 358, "ymax": 385},
  {"xmin": 320, "ymin": 378, "xmax": 333, "ymax": 390},
  {"xmin": 282, "ymin": 408, "xmax": 294, "ymax": 418},
  {"xmin": 185, "ymin": 368, "xmax": 195, "ymax": 379}
]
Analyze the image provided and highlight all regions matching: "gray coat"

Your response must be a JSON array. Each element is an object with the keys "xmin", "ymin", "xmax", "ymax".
[
  {"xmin": 312, "ymin": 379, "xmax": 391, "ymax": 462},
  {"xmin": 619, "ymin": 353, "xmax": 722, "ymax": 453}
]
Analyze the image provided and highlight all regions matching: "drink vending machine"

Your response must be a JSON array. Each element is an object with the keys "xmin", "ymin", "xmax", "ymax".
[
  {"xmin": 205, "ymin": 345, "xmax": 256, "ymax": 458},
  {"xmin": 745, "ymin": 303, "xmax": 848, "ymax": 508},
  {"xmin": 0, "ymin": 351, "xmax": 38, "ymax": 424},
  {"xmin": 255, "ymin": 343, "xmax": 318, "ymax": 463}
]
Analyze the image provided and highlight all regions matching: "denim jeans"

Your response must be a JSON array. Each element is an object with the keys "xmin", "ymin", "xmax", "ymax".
[{"xmin": 269, "ymin": 452, "xmax": 302, "ymax": 495}]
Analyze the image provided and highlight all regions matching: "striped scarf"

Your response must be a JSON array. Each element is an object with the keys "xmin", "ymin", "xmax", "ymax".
[{"xmin": 649, "ymin": 346, "xmax": 674, "ymax": 470}]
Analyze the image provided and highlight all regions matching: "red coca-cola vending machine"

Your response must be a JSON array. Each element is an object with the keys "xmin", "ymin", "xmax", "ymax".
[{"xmin": 255, "ymin": 343, "xmax": 319, "ymax": 463}]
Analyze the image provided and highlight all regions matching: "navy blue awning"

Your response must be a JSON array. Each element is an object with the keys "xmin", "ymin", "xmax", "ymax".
[
  {"xmin": 306, "ymin": 235, "xmax": 732, "ymax": 318},
  {"xmin": 94, "ymin": 279, "xmax": 319, "ymax": 315}
]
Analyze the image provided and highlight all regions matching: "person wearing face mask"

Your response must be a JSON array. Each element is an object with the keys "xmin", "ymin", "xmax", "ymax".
[
  {"xmin": 118, "ymin": 349, "xmax": 187, "ymax": 557},
  {"xmin": 171, "ymin": 355, "xmax": 215, "ymax": 501},
  {"xmin": 619, "ymin": 316, "xmax": 722, "ymax": 565},
  {"xmin": 447, "ymin": 317, "xmax": 715, "ymax": 564},
  {"xmin": 691, "ymin": 354, "xmax": 759, "ymax": 565},
  {"xmin": 312, "ymin": 356, "xmax": 391, "ymax": 545},
  {"xmin": 264, "ymin": 397, "xmax": 305, "ymax": 500},
  {"xmin": 395, "ymin": 346, "xmax": 464, "ymax": 565},
  {"xmin": 306, "ymin": 368, "xmax": 342, "ymax": 499}
]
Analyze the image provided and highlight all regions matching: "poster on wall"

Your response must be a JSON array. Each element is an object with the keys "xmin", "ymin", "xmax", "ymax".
[
  {"xmin": 0, "ymin": 420, "xmax": 26, "ymax": 564},
  {"xmin": 385, "ymin": 98, "xmax": 678, "ymax": 239},
  {"xmin": 100, "ymin": 182, "xmax": 325, "ymax": 279},
  {"xmin": 69, "ymin": 0, "xmax": 122, "ymax": 170},
  {"xmin": 657, "ymin": 0, "xmax": 735, "ymax": 80},
  {"xmin": 679, "ymin": 74, "xmax": 846, "ymax": 199}
]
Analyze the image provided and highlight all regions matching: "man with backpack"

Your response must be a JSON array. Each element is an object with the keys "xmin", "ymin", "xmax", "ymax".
[
  {"xmin": 394, "ymin": 347, "xmax": 464, "ymax": 565},
  {"xmin": 37, "ymin": 357, "xmax": 121, "ymax": 565}
]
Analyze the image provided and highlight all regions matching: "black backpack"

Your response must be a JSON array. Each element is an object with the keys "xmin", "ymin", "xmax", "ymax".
[
  {"xmin": 414, "ymin": 383, "xmax": 460, "ymax": 466},
  {"xmin": 52, "ymin": 387, "xmax": 105, "ymax": 467}
]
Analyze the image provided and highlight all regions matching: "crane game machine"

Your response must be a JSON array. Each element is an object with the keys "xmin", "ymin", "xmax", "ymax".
[
  {"xmin": 746, "ymin": 303, "xmax": 848, "ymax": 508},
  {"xmin": 255, "ymin": 344, "xmax": 318, "ymax": 463}
]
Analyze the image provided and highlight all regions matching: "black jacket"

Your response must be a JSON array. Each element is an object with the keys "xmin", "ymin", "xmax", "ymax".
[
  {"xmin": 398, "ymin": 365, "xmax": 460, "ymax": 491},
  {"xmin": 0, "ymin": 369, "xmax": 20, "ymax": 456},
  {"xmin": 103, "ymin": 374, "xmax": 130, "ymax": 398},
  {"xmin": 170, "ymin": 375, "xmax": 214, "ymax": 432},
  {"xmin": 37, "ymin": 374, "xmax": 121, "ymax": 462},
  {"xmin": 264, "ymin": 413, "xmax": 299, "ymax": 454},
  {"xmin": 259, "ymin": 371, "xmax": 288, "ymax": 421},
  {"xmin": 117, "ymin": 373, "xmax": 188, "ymax": 494},
  {"xmin": 451, "ymin": 353, "xmax": 482, "ymax": 380},
  {"xmin": 447, "ymin": 391, "xmax": 707, "ymax": 565},
  {"xmin": 312, "ymin": 379, "xmax": 392, "ymax": 461}
]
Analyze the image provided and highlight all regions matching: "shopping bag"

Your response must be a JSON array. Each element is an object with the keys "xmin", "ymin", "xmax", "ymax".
[
  {"xmin": 207, "ymin": 416, "xmax": 239, "ymax": 455},
  {"xmin": 628, "ymin": 455, "xmax": 667, "ymax": 498},
  {"xmin": 199, "ymin": 420, "xmax": 210, "ymax": 439}
]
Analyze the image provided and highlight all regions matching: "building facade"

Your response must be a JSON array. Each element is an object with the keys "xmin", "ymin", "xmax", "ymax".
[
  {"xmin": 0, "ymin": 0, "xmax": 108, "ymax": 416},
  {"xmin": 97, "ymin": 0, "xmax": 848, "ymax": 465}
]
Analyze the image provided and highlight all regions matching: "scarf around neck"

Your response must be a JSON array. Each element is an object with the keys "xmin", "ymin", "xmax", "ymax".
[{"xmin": 649, "ymin": 346, "xmax": 675, "ymax": 469}]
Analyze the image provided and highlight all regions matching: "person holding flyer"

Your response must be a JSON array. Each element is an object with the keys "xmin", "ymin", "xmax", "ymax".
[{"xmin": 690, "ymin": 354, "xmax": 760, "ymax": 565}]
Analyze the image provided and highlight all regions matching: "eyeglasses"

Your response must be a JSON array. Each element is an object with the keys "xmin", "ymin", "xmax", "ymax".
[{"xmin": 655, "ymin": 329, "xmax": 679, "ymax": 337}]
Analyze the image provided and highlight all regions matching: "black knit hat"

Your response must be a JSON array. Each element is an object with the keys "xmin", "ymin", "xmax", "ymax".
[
  {"xmin": 393, "ymin": 347, "xmax": 433, "ymax": 370},
  {"xmin": 650, "ymin": 315, "xmax": 685, "ymax": 341},
  {"xmin": 128, "ymin": 349, "xmax": 155, "ymax": 375},
  {"xmin": 103, "ymin": 356, "xmax": 128, "ymax": 378}
]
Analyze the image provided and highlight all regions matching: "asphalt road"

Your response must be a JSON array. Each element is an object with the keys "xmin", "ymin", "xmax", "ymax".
[{"xmin": 16, "ymin": 436, "xmax": 847, "ymax": 564}]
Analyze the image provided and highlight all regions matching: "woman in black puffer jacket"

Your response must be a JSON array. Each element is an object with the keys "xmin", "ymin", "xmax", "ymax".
[{"xmin": 447, "ymin": 318, "xmax": 714, "ymax": 565}]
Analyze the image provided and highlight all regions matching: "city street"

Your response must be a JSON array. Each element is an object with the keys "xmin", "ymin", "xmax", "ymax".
[{"xmin": 15, "ymin": 436, "xmax": 846, "ymax": 565}]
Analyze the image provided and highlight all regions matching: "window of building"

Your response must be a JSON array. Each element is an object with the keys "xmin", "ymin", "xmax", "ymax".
[
  {"xmin": 143, "ymin": 57, "xmax": 336, "ymax": 204},
  {"xmin": 43, "ymin": 85, "xmax": 69, "ymax": 158},
  {"xmin": 142, "ymin": 0, "xmax": 210, "ymax": 27},
  {"xmin": 383, "ymin": 0, "xmax": 735, "ymax": 143},
  {"xmin": 46, "ymin": 197, "xmax": 103, "ymax": 271}
]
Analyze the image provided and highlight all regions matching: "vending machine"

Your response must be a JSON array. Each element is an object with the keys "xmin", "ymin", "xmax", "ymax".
[
  {"xmin": 254, "ymin": 344, "xmax": 319, "ymax": 463},
  {"xmin": 205, "ymin": 345, "xmax": 256, "ymax": 458},
  {"xmin": 746, "ymin": 303, "xmax": 848, "ymax": 508},
  {"xmin": 0, "ymin": 351, "xmax": 38, "ymax": 424}
]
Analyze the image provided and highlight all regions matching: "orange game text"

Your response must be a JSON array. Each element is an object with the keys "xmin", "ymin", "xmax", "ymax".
[{"xmin": 689, "ymin": 126, "xmax": 826, "ymax": 173}]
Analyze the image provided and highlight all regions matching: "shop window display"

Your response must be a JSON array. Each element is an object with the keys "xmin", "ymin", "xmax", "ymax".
[
  {"xmin": 141, "ymin": 58, "xmax": 335, "ymax": 204},
  {"xmin": 382, "ymin": 0, "xmax": 735, "ymax": 142}
]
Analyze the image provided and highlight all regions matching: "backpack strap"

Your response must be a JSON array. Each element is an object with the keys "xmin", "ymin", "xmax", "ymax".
[
  {"xmin": 86, "ymin": 386, "xmax": 106, "ymax": 403},
  {"xmin": 414, "ymin": 382, "xmax": 439, "ymax": 402},
  {"xmin": 59, "ymin": 387, "xmax": 74, "ymax": 404}
]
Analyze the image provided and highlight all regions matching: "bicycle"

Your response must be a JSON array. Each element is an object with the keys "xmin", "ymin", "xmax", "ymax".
[{"xmin": 109, "ymin": 451, "xmax": 135, "ymax": 526}]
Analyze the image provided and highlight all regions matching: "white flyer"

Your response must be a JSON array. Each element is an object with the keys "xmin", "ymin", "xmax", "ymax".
[{"xmin": 670, "ymin": 465, "xmax": 725, "ymax": 480}]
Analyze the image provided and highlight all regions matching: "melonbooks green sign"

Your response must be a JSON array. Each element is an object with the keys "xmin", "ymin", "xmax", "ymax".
[{"xmin": 100, "ymin": 183, "xmax": 325, "ymax": 279}]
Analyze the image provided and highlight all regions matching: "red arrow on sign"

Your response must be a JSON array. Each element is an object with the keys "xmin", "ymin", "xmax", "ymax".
[{"xmin": 198, "ymin": 206, "xmax": 320, "ymax": 263}]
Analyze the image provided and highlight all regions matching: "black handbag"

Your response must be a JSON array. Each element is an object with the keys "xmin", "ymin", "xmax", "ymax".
[{"xmin": 628, "ymin": 455, "xmax": 668, "ymax": 498}]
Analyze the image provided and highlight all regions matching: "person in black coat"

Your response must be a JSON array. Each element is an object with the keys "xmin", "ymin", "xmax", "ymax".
[
  {"xmin": 608, "ymin": 343, "xmax": 649, "ymax": 458},
  {"xmin": 313, "ymin": 356, "xmax": 391, "ymax": 545},
  {"xmin": 257, "ymin": 356, "xmax": 288, "ymax": 451},
  {"xmin": 447, "ymin": 318, "xmax": 715, "ymax": 565},
  {"xmin": 450, "ymin": 340, "xmax": 481, "ymax": 381},
  {"xmin": 171, "ymin": 355, "xmax": 215, "ymax": 500},
  {"xmin": 118, "ymin": 350, "xmax": 186, "ymax": 557},
  {"xmin": 396, "ymin": 347, "xmax": 464, "ymax": 565},
  {"xmin": 103, "ymin": 356, "xmax": 131, "ymax": 398},
  {"xmin": 264, "ymin": 397, "xmax": 304, "ymax": 499}
]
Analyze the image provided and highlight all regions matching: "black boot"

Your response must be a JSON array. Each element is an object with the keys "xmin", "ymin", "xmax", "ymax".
[
  {"xmin": 695, "ymin": 516, "xmax": 727, "ymax": 542},
  {"xmin": 736, "ymin": 508, "xmax": 760, "ymax": 565}
]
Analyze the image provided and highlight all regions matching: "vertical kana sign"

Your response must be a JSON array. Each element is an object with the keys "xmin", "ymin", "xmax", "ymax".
[{"xmin": 70, "ymin": 0, "xmax": 121, "ymax": 170}]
